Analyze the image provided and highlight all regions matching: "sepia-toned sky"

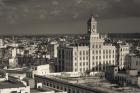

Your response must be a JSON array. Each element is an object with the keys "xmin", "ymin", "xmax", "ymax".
[{"xmin": 0, "ymin": 0, "xmax": 140, "ymax": 34}]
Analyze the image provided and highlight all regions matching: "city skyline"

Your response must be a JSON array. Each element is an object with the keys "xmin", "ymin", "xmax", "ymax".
[{"xmin": 0, "ymin": 0, "xmax": 140, "ymax": 34}]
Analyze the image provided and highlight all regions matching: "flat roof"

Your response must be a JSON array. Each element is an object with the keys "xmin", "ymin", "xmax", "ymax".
[
  {"xmin": 35, "ymin": 75, "xmax": 108, "ymax": 93},
  {"xmin": 0, "ymin": 80, "xmax": 26, "ymax": 89}
]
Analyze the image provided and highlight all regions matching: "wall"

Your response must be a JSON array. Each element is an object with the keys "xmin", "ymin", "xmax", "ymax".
[{"xmin": 0, "ymin": 86, "xmax": 30, "ymax": 93}]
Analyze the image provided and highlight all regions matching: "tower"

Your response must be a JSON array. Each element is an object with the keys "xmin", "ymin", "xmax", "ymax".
[
  {"xmin": 87, "ymin": 16, "xmax": 97, "ymax": 34},
  {"xmin": 87, "ymin": 16, "xmax": 104, "ymax": 71}
]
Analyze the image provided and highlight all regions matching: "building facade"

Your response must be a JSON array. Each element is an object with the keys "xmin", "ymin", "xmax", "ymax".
[
  {"xmin": 126, "ymin": 54, "xmax": 140, "ymax": 72},
  {"xmin": 48, "ymin": 42, "xmax": 59, "ymax": 58},
  {"xmin": 57, "ymin": 16, "xmax": 116, "ymax": 73},
  {"xmin": 34, "ymin": 75, "xmax": 107, "ymax": 93},
  {"xmin": 118, "ymin": 43, "xmax": 130, "ymax": 69}
]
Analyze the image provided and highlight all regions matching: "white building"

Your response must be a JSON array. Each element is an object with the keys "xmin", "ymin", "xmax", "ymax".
[
  {"xmin": 48, "ymin": 42, "xmax": 59, "ymax": 58},
  {"xmin": 57, "ymin": 16, "xmax": 116, "ymax": 73},
  {"xmin": 0, "ymin": 39, "xmax": 3, "ymax": 48},
  {"xmin": 27, "ymin": 64, "xmax": 52, "ymax": 78},
  {"xmin": 9, "ymin": 47, "xmax": 18, "ymax": 68},
  {"xmin": 118, "ymin": 43, "xmax": 130, "ymax": 69}
]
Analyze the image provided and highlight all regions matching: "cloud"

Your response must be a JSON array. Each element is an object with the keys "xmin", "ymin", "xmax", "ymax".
[
  {"xmin": 52, "ymin": 1, "xmax": 59, "ymax": 6},
  {"xmin": 50, "ymin": 9, "xmax": 61, "ymax": 16},
  {"xmin": 75, "ymin": 0, "xmax": 83, "ymax": 4},
  {"xmin": 39, "ymin": 14, "xmax": 46, "ymax": 20},
  {"xmin": 0, "ymin": 0, "xmax": 139, "ymax": 24},
  {"xmin": 73, "ymin": 13, "xmax": 79, "ymax": 19}
]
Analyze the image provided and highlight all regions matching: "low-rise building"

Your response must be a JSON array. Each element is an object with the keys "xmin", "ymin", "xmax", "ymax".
[
  {"xmin": 0, "ymin": 80, "xmax": 30, "ymax": 93},
  {"xmin": 26, "ymin": 64, "xmax": 52, "ymax": 79},
  {"xmin": 117, "ymin": 43, "xmax": 130, "ymax": 69},
  {"xmin": 34, "ymin": 75, "xmax": 108, "ymax": 93},
  {"xmin": 126, "ymin": 54, "xmax": 140, "ymax": 72},
  {"xmin": 105, "ymin": 66, "xmax": 140, "ymax": 87},
  {"xmin": 0, "ymin": 70, "xmax": 30, "ymax": 93}
]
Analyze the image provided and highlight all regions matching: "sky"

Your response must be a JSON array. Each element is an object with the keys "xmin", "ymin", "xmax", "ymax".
[{"xmin": 0, "ymin": 0, "xmax": 140, "ymax": 34}]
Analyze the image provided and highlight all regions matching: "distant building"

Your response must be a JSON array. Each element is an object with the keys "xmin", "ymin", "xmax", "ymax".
[
  {"xmin": 117, "ymin": 43, "xmax": 130, "ymax": 69},
  {"xmin": 57, "ymin": 16, "xmax": 116, "ymax": 73},
  {"xmin": 105, "ymin": 65, "xmax": 140, "ymax": 87},
  {"xmin": 126, "ymin": 54, "xmax": 140, "ymax": 72},
  {"xmin": 35, "ymin": 75, "xmax": 107, "ymax": 93},
  {"xmin": 0, "ymin": 70, "xmax": 30, "ymax": 93},
  {"xmin": 0, "ymin": 39, "xmax": 3, "ymax": 48},
  {"xmin": 48, "ymin": 42, "xmax": 59, "ymax": 58},
  {"xmin": 26, "ymin": 64, "xmax": 52, "ymax": 79},
  {"xmin": 9, "ymin": 47, "xmax": 18, "ymax": 68},
  {"xmin": 0, "ymin": 80, "xmax": 30, "ymax": 93},
  {"xmin": 105, "ymin": 65, "xmax": 118, "ymax": 83}
]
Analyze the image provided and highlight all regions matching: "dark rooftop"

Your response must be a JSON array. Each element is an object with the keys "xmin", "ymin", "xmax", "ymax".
[{"xmin": 0, "ymin": 80, "xmax": 25, "ymax": 89}]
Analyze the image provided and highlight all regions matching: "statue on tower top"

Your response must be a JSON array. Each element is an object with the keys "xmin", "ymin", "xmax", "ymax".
[{"xmin": 88, "ymin": 15, "xmax": 97, "ymax": 23}]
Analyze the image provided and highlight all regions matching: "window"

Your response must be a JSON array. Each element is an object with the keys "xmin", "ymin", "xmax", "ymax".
[
  {"xmin": 92, "ymin": 50, "xmax": 94, "ymax": 54},
  {"xmin": 96, "ymin": 50, "xmax": 98, "ymax": 54},
  {"xmin": 92, "ymin": 45, "xmax": 94, "ymax": 48},
  {"xmin": 79, "ymin": 51, "xmax": 82, "ymax": 55},
  {"xmin": 83, "ymin": 57, "xmax": 85, "ymax": 60},
  {"xmin": 99, "ymin": 44, "xmax": 101, "ymax": 48},
  {"xmin": 106, "ymin": 50, "xmax": 108, "ymax": 54},
  {"xmin": 53, "ymin": 84, "xmax": 55, "ymax": 88},
  {"xmin": 136, "ymin": 61, "xmax": 138, "ymax": 65},
  {"xmin": 57, "ymin": 85, "xmax": 59, "ymax": 89},
  {"xmin": 103, "ymin": 61, "xmax": 105, "ymax": 65},
  {"xmin": 86, "ymin": 51, "xmax": 89, "ymax": 55},
  {"xmin": 113, "ymin": 50, "xmax": 114, "ymax": 53},
  {"xmin": 86, "ymin": 56, "xmax": 88, "ymax": 60},
  {"xmin": 80, "ymin": 63, "xmax": 82, "ymax": 66},
  {"xmin": 80, "ymin": 68, "xmax": 82, "ymax": 71},
  {"xmin": 83, "ymin": 62, "xmax": 85, "ymax": 66},
  {"xmin": 50, "ymin": 83, "xmax": 52, "ymax": 87},
  {"xmin": 86, "ymin": 62, "xmax": 88, "ymax": 65},
  {"xmin": 83, "ymin": 51, "xmax": 85, "ymax": 55},
  {"xmin": 75, "ymin": 52, "xmax": 77, "ymax": 55},
  {"xmin": 113, "ymin": 55, "xmax": 114, "ymax": 58},
  {"xmin": 93, "ymin": 25, "xmax": 95, "ymax": 29},
  {"xmin": 109, "ymin": 50, "xmax": 111, "ymax": 54},
  {"xmin": 96, "ymin": 45, "xmax": 98, "ymax": 48},
  {"xmin": 73, "ymin": 90, "xmax": 75, "ymax": 93},
  {"xmin": 83, "ymin": 68, "xmax": 85, "ymax": 71},
  {"xmin": 106, "ymin": 61, "xmax": 108, "ymax": 64},
  {"xmin": 113, "ymin": 60, "xmax": 115, "ymax": 64},
  {"xmin": 96, "ymin": 61, "xmax": 98, "ymax": 65},
  {"xmin": 96, "ymin": 56, "xmax": 98, "ymax": 59},
  {"xmin": 92, "ymin": 56, "xmax": 94, "ymax": 60},
  {"xmin": 99, "ymin": 50, "xmax": 101, "ymax": 54},
  {"xmin": 109, "ymin": 61, "xmax": 111, "ymax": 64},
  {"xmin": 106, "ymin": 55, "xmax": 108, "ymax": 59},
  {"xmin": 103, "ymin": 50, "xmax": 105, "ymax": 54},
  {"xmin": 80, "ymin": 57, "xmax": 82, "ymax": 60}
]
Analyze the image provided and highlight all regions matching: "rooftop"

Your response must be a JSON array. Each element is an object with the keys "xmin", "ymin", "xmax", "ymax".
[
  {"xmin": 35, "ymin": 75, "xmax": 124, "ymax": 93},
  {"xmin": 0, "ymin": 80, "xmax": 25, "ymax": 89}
]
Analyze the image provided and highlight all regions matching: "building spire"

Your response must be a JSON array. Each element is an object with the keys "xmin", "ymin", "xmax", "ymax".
[{"xmin": 87, "ymin": 15, "xmax": 97, "ymax": 34}]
